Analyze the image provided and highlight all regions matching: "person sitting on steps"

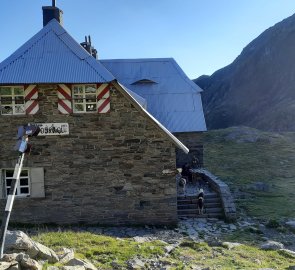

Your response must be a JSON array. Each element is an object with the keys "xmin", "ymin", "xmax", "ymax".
[{"xmin": 181, "ymin": 163, "xmax": 192, "ymax": 183}]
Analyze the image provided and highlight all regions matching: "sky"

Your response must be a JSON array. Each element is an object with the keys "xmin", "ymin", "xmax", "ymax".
[{"xmin": 1, "ymin": 0, "xmax": 295, "ymax": 79}]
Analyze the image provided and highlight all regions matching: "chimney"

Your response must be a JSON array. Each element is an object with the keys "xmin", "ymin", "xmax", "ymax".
[
  {"xmin": 80, "ymin": 35, "xmax": 98, "ymax": 59},
  {"xmin": 42, "ymin": 0, "xmax": 63, "ymax": 26}
]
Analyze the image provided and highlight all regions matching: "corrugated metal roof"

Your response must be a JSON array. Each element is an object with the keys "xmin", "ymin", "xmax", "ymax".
[
  {"xmin": 0, "ymin": 19, "xmax": 114, "ymax": 84},
  {"xmin": 101, "ymin": 58, "xmax": 207, "ymax": 132}
]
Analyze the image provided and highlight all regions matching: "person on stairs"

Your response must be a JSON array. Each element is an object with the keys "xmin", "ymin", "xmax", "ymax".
[{"xmin": 197, "ymin": 188, "xmax": 205, "ymax": 215}]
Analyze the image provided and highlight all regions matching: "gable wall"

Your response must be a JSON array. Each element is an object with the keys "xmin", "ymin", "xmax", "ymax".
[{"xmin": 0, "ymin": 84, "xmax": 178, "ymax": 225}]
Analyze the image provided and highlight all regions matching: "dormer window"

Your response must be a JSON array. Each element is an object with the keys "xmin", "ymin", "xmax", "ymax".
[
  {"xmin": 0, "ymin": 86, "xmax": 25, "ymax": 115},
  {"xmin": 131, "ymin": 79, "xmax": 157, "ymax": 85}
]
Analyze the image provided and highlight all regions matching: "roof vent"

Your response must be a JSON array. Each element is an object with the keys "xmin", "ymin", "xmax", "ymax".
[
  {"xmin": 80, "ymin": 36, "xmax": 98, "ymax": 59},
  {"xmin": 42, "ymin": 0, "xmax": 63, "ymax": 27}
]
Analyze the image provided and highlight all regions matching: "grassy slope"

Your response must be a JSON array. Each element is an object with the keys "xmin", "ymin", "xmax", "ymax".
[
  {"xmin": 33, "ymin": 232, "xmax": 295, "ymax": 269},
  {"xmin": 203, "ymin": 127, "xmax": 295, "ymax": 219}
]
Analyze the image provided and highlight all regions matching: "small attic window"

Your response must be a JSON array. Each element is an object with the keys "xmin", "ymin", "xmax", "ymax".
[{"xmin": 131, "ymin": 79, "xmax": 157, "ymax": 85}]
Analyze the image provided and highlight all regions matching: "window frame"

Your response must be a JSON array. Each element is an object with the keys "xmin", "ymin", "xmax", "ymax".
[
  {"xmin": 0, "ymin": 86, "xmax": 26, "ymax": 115},
  {"xmin": 3, "ymin": 168, "xmax": 30, "ymax": 197},
  {"xmin": 72, "ymin": 84, "xmax": 98, "ymax": 113}
]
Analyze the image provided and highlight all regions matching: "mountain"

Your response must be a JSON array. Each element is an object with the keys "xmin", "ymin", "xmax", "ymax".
[{"xmin": 195, "ymin": 14, "xmax": 295, "ymax": 131}]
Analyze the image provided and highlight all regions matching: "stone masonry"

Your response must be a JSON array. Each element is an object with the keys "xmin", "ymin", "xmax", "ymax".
[{"xmin": 0, "ymin": 84, "xmax": 179, "ymax": 225}]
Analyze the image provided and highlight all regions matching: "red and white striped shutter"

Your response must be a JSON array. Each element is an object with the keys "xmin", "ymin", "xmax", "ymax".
[
  {"xmin": 97, "ymin": 84, "xmax": 110, "ymax": 113},
  {"xmin": 57, "ymin": 84, "xmax": 72, "ymax": 114},
  {"xmin": 24, "ymin": 85, "xmax": 39, "ymax": 115}
]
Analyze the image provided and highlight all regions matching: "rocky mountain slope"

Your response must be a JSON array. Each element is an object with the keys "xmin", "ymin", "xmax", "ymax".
[{"xmin": 195, "ymin": 13, "xmax": 295, "ymax": 131}]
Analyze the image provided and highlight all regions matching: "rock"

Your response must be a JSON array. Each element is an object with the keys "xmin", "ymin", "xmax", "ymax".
[
  {"xmin": 285, "ymin": 221, "xmax": 295, "ymax": 229},
  {"xmin": 58, "ymin": 248, "xmax": 75, "ymax": 264},
  {"xmin": 32, "ymin": 242, "xmax": 59, "ymax": 263},
  {"xmin": 278, "ymin": 249, "xmax": 295, "ymax": 258},
  {"xmin": 4, "ymin": 231, "xmax": 35, "ymax": 253},
  {"xmin": 260, "ymin": 241, "xmax": 284, "ymax": 250},
  {"xmin": 222, "ymin": 242, "xmax": 242, "ymax": 249},
  {"xmin": 62, "ymin": 267, "xmax": 85, "ymax": 270},
  {"xmin": 66, "ymin": 258, "xmax": 97, "ymax": 270},
  {"xmin": 20, "ymin": 257, "xmax": 42, "ymax": 270},
  {"xmin": 127, "ymin": 258, "xmax": 145, "ymax": 269},
  {"xmin": 132, "ymin": 236, "xmax": 149, "ymax": 243},
  {"xmin": 47, "ymin": 267, "xmax": 60, "ymax": 270},
  {"xmin": 164, "ymin": 245, "xmax": 175, "ymax": 254},
  {"xmin": 1, "ymin": 253, "xmax": 19, "ymax": 262},
  {"xmin": 0, "ymin": 261, "xmax": 19, "ymax": 270}
]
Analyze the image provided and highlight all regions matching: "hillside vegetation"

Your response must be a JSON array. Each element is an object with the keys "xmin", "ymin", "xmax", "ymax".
[{"xmin": 203, "ymin": 126, "xmax": 295, "ymax": 219}]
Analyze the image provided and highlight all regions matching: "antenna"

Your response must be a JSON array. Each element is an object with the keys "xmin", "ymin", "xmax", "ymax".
[{"xmin": 52, "ymin": 0, "xmax": 56, "ymax": 7}]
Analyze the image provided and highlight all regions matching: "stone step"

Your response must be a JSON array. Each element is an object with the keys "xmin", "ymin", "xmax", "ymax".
[
  {"xmin": 178, "ymin": 207, "xmax": 223, "ymax": 215},
  {"xmin": 178, "ymin": 213, "xmax": 224, "ymax": 219},
  {"xmin": 177, "ymin": 193, "xmax": 218, "ymax": 200},
  {"xmin": 177, "ymin": 197, "xmax": 221, "ymax": 205},
  {"xmin": 177, "ymin": 202, "xmax": 222, "ymax": 210}
]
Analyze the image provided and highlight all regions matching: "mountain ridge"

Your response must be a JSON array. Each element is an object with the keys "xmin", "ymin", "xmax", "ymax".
[{"xmin": 195, "ymin": 13, "xmax": 295, "ymax": 131}]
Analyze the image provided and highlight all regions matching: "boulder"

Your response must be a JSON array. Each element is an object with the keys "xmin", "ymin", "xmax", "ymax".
[
  {"xmin": 285, "ymin": 221, "xmax": 295, "ymax": 230},
  {"xmin": 58, "ymin": 248, "xmax": 75, "ymax": 264},
  {"xmin": 0, "ymin": 261, "xmax": 19, "ymax": 270},
  {"xmin": 4, "ymin": 231, "xmax": 35, "ymax": 255},
  {"xmin": 222, "ymin": 242, "xmax": 242, "ymax": 249},
  {"xmin": 278, "ymin": 249, "xmax": 295, "ymax": 258},
  {"xmin": 32, "ymin": 242, "xmax": 59, "ymax": 263},
  {"xmin": 19, "ymin": 257, "xmax": 42, "ymax": 270},
  {"xmin": 62, "ymin": 266, "xmax": 85, "ymax": 270},
  {"xmin": 260, "ymin": 241, "xmax": 284, "ymax": 250},
  {"xmin": 66, "ymin": 258, "xmax": 97, "ymax": 270}
]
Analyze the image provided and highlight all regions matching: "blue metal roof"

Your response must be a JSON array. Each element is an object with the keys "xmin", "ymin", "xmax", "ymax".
[
  {"xmin": 0, "ymin": 19, "xmax": 114, "ymax": 84},
  {"xmin": 101, "ymin": 58, "xmax": 207, "ymax": 132}
]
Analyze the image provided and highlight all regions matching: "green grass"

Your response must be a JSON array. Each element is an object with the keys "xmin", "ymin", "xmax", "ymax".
[
  {"xmin": 32, "ymin": 231, "xmax": 295, "ymax": 269},
  {"xmin": 32, "ymin": 231, "xmax": 165, "ymax": 269},
  {"xmin": 171, "ymin": 240, "xmax": 295, "ymax": 270},
  {"xmin": 203, "ymin": 127, "xmax": 295, "ymax": 219}
]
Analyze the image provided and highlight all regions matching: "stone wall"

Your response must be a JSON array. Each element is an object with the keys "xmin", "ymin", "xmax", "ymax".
[
  {"xmin": 174, "ymin": 132, "xmax": 204, "ymax": 168},
  {"xmin": 0, "ymin": 84, "xmax": 178, "ymax": 225}
]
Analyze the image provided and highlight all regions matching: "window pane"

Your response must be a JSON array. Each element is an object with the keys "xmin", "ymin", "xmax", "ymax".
[
  {"xmin": 15, "ymin": 105, "xmax": 25, "ymax": 114},
  {"xmin": 14, "ymin": 87, "xmax": 24, "ymax": 95},
  {"xmin": 20, "ymin": 187, "xmax": 29, "ymax": 194},
  {"xmin": 20, "ymin": 170, "xmax": 28, "ymax": 177},
  {"xmin": 6, "ymin": 179, "xmax": 12, "ymax": 187},
  {"xmin": 86, "ymin": 104, "xmax": 97, "ymax": 112},
  {"xmin": 73, "ymin": 86, "xmax": 83, "ymax": 94},
  {"xmin": 15, "ymin": 96, "xmax": 24, "ymax": 104},
  {"xmin": 1, "ymin": 106, "xmax": 13, "ymax": 115},
  {"xmin": 74, "ymin": 104, "xmax": 84, "ymax": 112},
  {"xmin": 6, "ymin": 188, "xmax": 10, "ymax": 195},
  {"xmin": 0, "ymin": 87, "xmax": 12, "ymax": 95},
  {"xmin": 20, "ymin": 178, "xmax": 29, "ymax": 186},
  {"xmin": 85, "ymin": 85, "xmax": 96, "ymax": 94},
  {"xmin": 6, "ymin": 170, "xmax": 14, "ymax": 177},
  {"xmin": 1, "ymin": 97, "xmax": 12, "ymax": 105}
]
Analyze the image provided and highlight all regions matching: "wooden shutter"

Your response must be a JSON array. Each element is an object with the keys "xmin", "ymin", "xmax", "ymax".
[
  {"xmin": 24, "ymin": 85, "xmax": 39, "ymax": 115},
  {"xmin": 30, "ymin": 168, "xmax": 45, "ymax": 198}
]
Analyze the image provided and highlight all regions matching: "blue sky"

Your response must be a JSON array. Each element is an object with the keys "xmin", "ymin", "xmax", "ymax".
[{"xmin": 1, "ymin": 0, "xmax": 295, "ymax": 79}]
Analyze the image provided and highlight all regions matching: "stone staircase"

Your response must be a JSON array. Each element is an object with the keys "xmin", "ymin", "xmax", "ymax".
[{"xmin": 177, "ymin": 191, "xmax": 224, "ymax": 219}]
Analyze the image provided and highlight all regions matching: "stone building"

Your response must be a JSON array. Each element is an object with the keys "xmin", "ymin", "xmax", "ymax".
[{"xmin": 0, "ymin": 4, "xmax": 191, "ymax": 225}]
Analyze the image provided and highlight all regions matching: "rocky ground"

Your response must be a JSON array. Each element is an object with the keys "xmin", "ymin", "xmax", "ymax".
[{"xmin": 2, "ymin": 215, "xmax": 295, "ymax": 269}]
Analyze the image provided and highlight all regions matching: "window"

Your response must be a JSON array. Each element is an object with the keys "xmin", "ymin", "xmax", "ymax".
[
  {"xmin": 72, "ymin": 84, "xmax": 97, "ymax": 113},
  {"xmin": 4, "ymin": 169, "xmax": 30, "ymax": 197},
  {"xmin": 0, "ymin": 86, "xmax": 25, "ymax": 115}
]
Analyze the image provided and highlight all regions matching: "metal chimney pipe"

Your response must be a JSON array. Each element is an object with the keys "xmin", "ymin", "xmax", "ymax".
[{"xmin": 52, "ymin": 0, "xmax": 56, "ymax": 7}]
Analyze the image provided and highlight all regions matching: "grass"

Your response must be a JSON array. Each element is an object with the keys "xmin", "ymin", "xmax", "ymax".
[
  {"xmin": 203, "ymin": 127, "xmax": 295, "ymax": 219},
  {"xmin": 32, "ymin": 231, "xmax": 165, "ymax": 269},
  {"xmin": 171, "ymin": 240, "xmax": 295, "ymax": 270},
  {"xmin": 32, "ymin": 231, "xmax": 295, "ymax": 269}
]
